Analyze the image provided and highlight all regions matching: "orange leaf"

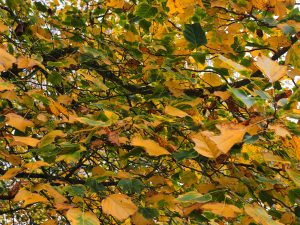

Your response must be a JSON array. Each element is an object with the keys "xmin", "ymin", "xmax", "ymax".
[
  {"xmin": 0, "ymin": 167, "xmax": 23, "ymax": 180},
  {"xmin": 13, "ymin": 136, "xmax": 40, "ymax": 147},
  {"xmin": 201, "ymin": 202, "xmax": 242, "ymax": 218},
  {"xmin": 5, "ymin": 113, "xmax": 34, "ymax": 132},
  {"xmin": 0, "ymin": 48, "xmax": 16, "ymax": 72},
  {"xmin": 101, "ymin": 194, "xmax": 137, "ymax": 221},
  {"xmin": 14, "ymin": 189, "xmax": 48, "ymax": 207}
]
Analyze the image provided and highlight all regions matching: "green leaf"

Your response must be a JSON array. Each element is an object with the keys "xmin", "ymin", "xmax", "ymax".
[
  {"xmin": 177, "ymin": 191, "xmax": 212, "ymax": 203},
  {"xmin": 287, "ymin": 169, "xmax": 300, "ymax": 187},
  {"xmin": 183, "ymin": 23, "xmax": 207, "ymax": 49},
  {"xmin": 230, "ymin": 88, "xmax": 256, "ymax": 108},
  {"xmin": 135, "ymin": 3, "xmax": 158, "ymax": 18},
  {"xmin": 139, "ymin": 207, "xmax": 159, "ymax": 219},
  {"xmin": 118, "ymin": 179, "xmax": 144, "ymax": 194},
  {"xmin": 288, "ymin": 189, "xmax": 300, "ymax": 204},
  {"xmin": 173, "ymin": 149, "xmax": 198, "ymax": 161}
]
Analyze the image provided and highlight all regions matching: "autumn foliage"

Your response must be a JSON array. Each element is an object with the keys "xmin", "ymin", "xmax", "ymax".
[{"xmin": 0, "ymin": 0, "xmax": 300, "ymax": 224}]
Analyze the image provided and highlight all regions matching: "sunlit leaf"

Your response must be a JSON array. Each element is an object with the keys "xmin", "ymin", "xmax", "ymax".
[{"xmin": 101, "ymin": 194, "xmax": 137, "ymax": 221}]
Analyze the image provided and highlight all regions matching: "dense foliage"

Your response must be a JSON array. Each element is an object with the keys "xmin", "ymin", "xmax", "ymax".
[{"xmin": 0, "ymin": 0, "xmax": 300, "ymax": 224}]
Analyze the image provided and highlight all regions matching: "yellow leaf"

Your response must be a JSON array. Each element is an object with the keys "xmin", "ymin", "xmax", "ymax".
[
  {"xmin": 292, "ymin": 136, "xmax": 300, "ymax": 161},
  {"xmin": 41, "ymin": 220, "xmax": 57, "ymax": 225},
  {"xmin": 0, "ymin": 167, "xmax": 22, "ymax": 180},
  {"xmin": 23, "ymin": 161, "xmax": 49, "ymax": 171},
  {"xmin": 165, "ymin": 105, "xmax": 188, "ymax": 118},
  {"xmin": 255, "ymin": 54, "xmax": 287, "ymax": 82},
  {"xmin": 191, "ymin": 123, "xmax": 249, "ymax": 158},
  {"xmin": 66, "ymin": 208, "xmax": 100, "ymax": 225},
  {"xmin": 34, "ymin": 183, "xmax": 67, "ymax": 204},
  {"xmin": 131, "ymin": 135, "xmax": 170, "ymax": 156},
  {"xmin": 201, "ymin": 73, "xmax": 223, "ymax": 87},
  {"xmin": 286, "ymin": 168, "xmax": 300, "ymax": 187},
  {"xmin": 106, "ymin": 0, "xmax": 124, "ymax": 8},
  {"xmin": 101, "ymin": 194, "xmax": 137, "ymax": 221},
  {"xmin": 211, "ymin": 123, "xmax": 251, "ymax": 154},
  {"xmin": 245, "ymin": 203, "xmax": 284, "ymax": 225},
  {"xmin": 124, "ymin": 31, "xmax": 139, "ymax": 42},
  {"xmin": 17, "ymin": 56, "xmax": 45, "ymax": 70},
  {"xmin": 190, "ymin": 132, "xmax": 221, "ymax": 158},
  {"xmin": 14, "ymin": 189, "xmax": 48, "ymax": 207},
  {"xmin": 201, "ymin": 202, "xmax": 242, "ymax": 218},
  {"xmin": 5, "ymin": 113, "xmax": 34, "ymax": 132},
  {"xmin": 0, "ymin": 48, "xmax": 16, "ymax": 72},
  {"xmin": 13, "ymin": 136, "xmax": 40, "ymax": 147},
  {"xmin": 0, "ymin": 22, "xmax": 8, "ymax": 32}
]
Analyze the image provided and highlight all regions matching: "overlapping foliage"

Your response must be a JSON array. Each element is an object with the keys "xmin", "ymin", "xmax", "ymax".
[{"xmin": 0, "ymin": 0, "xmax": 300, "ymax": 224}]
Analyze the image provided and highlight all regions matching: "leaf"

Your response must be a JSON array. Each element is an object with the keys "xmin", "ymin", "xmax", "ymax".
[
  {"xmin": 201, "ymin": 202, "xmax": 242, "ymax": 218},
  {"xmin": 177, "ymin": 192, "xmax": 212, "ymax": 203},
  {"xmin": 0, "ymin": 48, "xmax": 16, "ymax": 72},
  {"xmin": 23, "ymin": 161, "xmax": 49, "ymax": 171},
  {"xmin": 101, "ymin": 193, "xmax": 137, "ymax": 221},
  {"xmin": 292, "ymin": 136, "xmax": 300, "ymax": 161},
  {"xmin": 183, "ymin": 23, "xmax": 207, "ymax": 49},
  {"xmin": 66, "ymin": 208, "xmax": 100, "ymax": 225},
  {"xmin": 0, "ymin": 167, "xmax": 22, "ymax": 180},
  {"xmin": 14, "ymin": 189, "xmax": 48, "ymax": 207},
  {"xmin": 218, "ymin": 55, "xmax": 251, "ymax": 72},
  {"xmin": 164, "ymin": 105, "xmax": 189, "ymax": 118},
  {"xmin": 75, "ymin": 117, "xmax": 111, "ymax": 127},
  {"xmin": 245, "ymin": 203, "xmax": 283, "ymax": 225},
  {"xmin": 135, "ymin": 3, "xmax": 158, "ymax": 18},
  {"xmin": 286, "ymin": 43, "xmax": 300, "ymax": 69},
  {"xmin": 105, "ymin": 0, "xmax": 124, "ymax": 8},
  {"xmin": 17, "ymin": 56, "xmax": 45, "ymax": 70},
  {"xmin": 38, "ymin": 130, "xmax": 66, "ymax": 148},
  {"xmin": 13, "ymin": 136, "xmax": 40, "ymax": 147},
  {"xmin": 131, "ymin": 135, "xmax": 170, "ymax": 156},
  {"xmin": 118, "ymin": 179, "xmax": 144, "ymax": 194},
  {"xmin": 287, "ymin": 168, "xmax": 300, "ymax": 187},
  {"xmin": 0, "ymin": 22, "xmax": 8, "ymax": 32},
  {"xmin": 190, "ymin": 132, "xmax": 221, "ymax": 158},
  {"xmin": 5, "ymin": 113, "xmax": 34, "ymax": 132},
  {"xmin": 255, "ymin": 54, "xmax": 287, "ymax": 82},
  {"xmin": 231, "ymin": 88, "xmax": 256, "ymax": 108},
  {"xmin": 0, "ymin": 80, "xmax": 14, "ymax": 91},
  {"xmin": 201, "ymin": 73, "xmax": 223, "ymax": 87}
]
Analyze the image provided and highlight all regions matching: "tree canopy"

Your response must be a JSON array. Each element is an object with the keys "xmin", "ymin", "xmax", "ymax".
[{"xmin": 0, "ymin": 0, "xmax": 300, "ymax": 224}]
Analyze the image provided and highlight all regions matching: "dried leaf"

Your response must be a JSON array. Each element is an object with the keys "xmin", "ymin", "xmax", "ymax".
[{"xmin": 255, "ymin": 54, "xmax": 287, "ymax": 82}]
